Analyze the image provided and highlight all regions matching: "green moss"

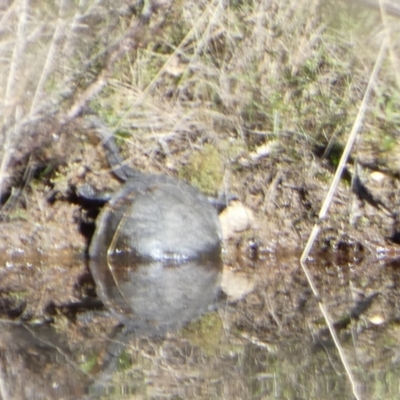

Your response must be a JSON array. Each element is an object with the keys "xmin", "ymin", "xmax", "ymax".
[
  {"xmin": 179, "ymin": 143, "xmax": 224, "ymax": 195},
  {"xmin": 117, "ymin": 350, "xmax": 132, "ymax": 371},
  {"xmin": 80, "ymin": 353, "xmax": 99, "ymax": 374},
  {"xmin": 382, "ymin": 135, "xmax": 397, "ymax": 152},
  {"xmin": 180, "ymin": 312, "xmax": 224, "ymax": 356},
  {"xmin": 8, "ymin": 291, "xmax": 28, "ymax": 300},
  {"xmin": 7, "ymin": 209, "xmax": 29, "ymax": 221}
]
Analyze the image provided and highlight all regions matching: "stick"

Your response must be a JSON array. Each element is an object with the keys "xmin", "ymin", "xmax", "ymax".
[{"xmin": 300, "ymin": 39, "xmax": 388, "ymax": 400}]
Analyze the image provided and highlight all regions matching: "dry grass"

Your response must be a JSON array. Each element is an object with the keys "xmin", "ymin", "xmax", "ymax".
[{"xmin": 1, "ymin": 0, "xmax": 398, "ymax": 189}]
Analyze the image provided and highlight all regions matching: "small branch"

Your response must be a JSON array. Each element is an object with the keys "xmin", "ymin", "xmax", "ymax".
[
  {"xmin": 4, "ymin": 0, "xmax": 29, "ymax": 113},
  {"xmin": 29, "ymin": 0, "xmax": 68, "ymax": 117},
  {"xmin": 0, "ymin": 0, "xmax": 29, "ymax": 201},
  {"xmin": 300, "ymin": 39, "xmax": 388, "ymax": 400}
]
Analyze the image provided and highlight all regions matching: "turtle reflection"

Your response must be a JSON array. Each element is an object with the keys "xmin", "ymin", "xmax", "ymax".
[{"xmin": 89, "ymin": 253, "xmax": 222, "ymax": 334}]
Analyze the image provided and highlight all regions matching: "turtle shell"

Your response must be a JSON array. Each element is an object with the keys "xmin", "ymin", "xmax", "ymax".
[{"xmin": 89, "ymin": 173, "xmax": 222, "ymax": 261}]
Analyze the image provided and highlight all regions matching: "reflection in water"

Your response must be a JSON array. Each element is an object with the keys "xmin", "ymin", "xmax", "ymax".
[
  {"xmin": 2, "ymin": 251, "xmax": 400, "ymax": 398},
  {"xmin": 89, "ymin": 252, "xmax": 223, "ymax": 335},
  {"xmin": 0, "ymin": 321, "xmax": 88, "ymax": 400},
  {"xmin": 2, "ymin": 316, "xmax": 400, "ymax": 399}
]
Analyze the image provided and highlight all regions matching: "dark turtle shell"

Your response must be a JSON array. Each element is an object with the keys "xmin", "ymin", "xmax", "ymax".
[{"xmin": 89, "ymin": 172, "xmax": 222, "ymax": 261}]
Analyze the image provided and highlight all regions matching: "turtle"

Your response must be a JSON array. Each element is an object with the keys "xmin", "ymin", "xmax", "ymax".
[{"xmin": 80, "ymin": 116, "xmax": 224, "ymax": 333}]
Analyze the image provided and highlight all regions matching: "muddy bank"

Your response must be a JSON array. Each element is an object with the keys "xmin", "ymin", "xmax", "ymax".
[{"xmin": 0, "ymin": 123, "xmax": 399, "ymax": 321}]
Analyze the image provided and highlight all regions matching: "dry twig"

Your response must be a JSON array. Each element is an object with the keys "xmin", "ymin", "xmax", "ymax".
[{"xmin": 299, "ymin": 39, "xmax": 388, "ymax": 400}]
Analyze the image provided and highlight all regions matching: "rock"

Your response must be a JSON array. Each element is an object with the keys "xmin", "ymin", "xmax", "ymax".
[
  {"xmin": 219, "ymin": 200, "xmax": 256, "ymax": 240},
  {"xmin": 220, "ymin": 266, "xmax": 256, "ymax": 302}
]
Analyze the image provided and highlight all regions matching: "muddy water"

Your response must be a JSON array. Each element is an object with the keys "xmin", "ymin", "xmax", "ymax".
[{"xmin": 1, "ymin": 251, "xmax": 400, "ymax": 399}]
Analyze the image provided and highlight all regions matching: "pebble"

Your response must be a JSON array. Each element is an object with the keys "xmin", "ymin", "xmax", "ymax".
[{"xmin": 219, "ymin": 201, "xmax": 256, "ymax": 240}]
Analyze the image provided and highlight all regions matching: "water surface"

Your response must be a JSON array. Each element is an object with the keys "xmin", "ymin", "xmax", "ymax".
[{"xmin": 1, "ymin": 250, "xmax": 400, "ymax": 399}]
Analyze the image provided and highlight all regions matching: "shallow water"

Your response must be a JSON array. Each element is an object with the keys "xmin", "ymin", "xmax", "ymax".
[{"xmin": 1, "ymin": 250, "xmax": 400, "ymax": 399}]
